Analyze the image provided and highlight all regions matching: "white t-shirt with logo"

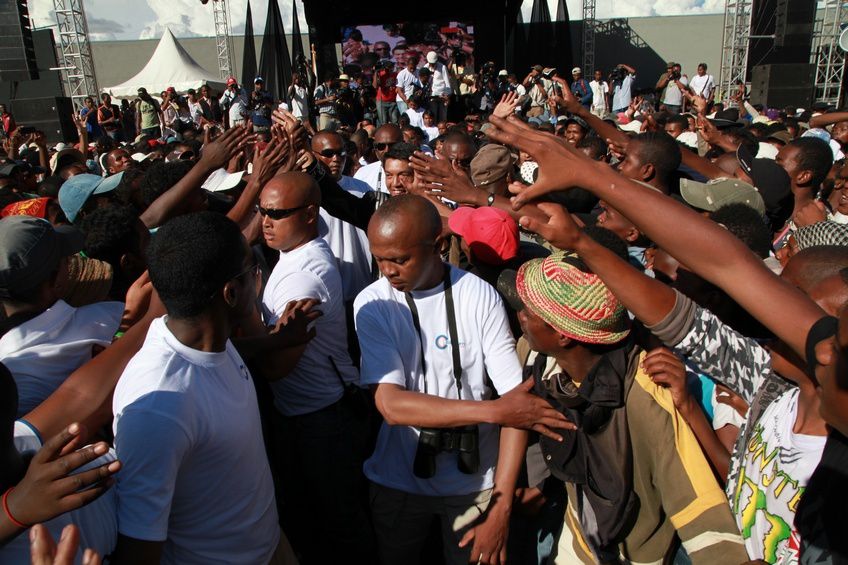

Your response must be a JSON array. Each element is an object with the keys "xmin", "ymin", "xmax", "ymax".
[
  {"xmin": 354, "ymin": 160, "xmax": 388, "ymax": 193},
  {"xmin": 0, "ymin": 299, "xmax": 123, "ymax": 417},
  {"xmin": 262, "ymin": 237, "xmax": 359, "ymax": 416},
  {"xmin": 318, "ymin": 175, "xmax": 373, "ymax": 301},
  {"xmin": 0, "ymin": 421, "xmax": 118, "ymax": 564},
  {"xmin": 354, "ymin": 266, "xmax": 522, "ymax": 496},
  {"xmin": 112, "ymin": 317, "xmax": 279, "ymax": 565},
  {"xmin": 730, "ymin": 387, "xmax": 825, "ymax": 563}
]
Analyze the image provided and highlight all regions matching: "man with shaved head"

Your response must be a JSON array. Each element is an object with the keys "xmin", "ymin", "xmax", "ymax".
[
  {"xmin": 354, "ymin": 123, "xmax": 403, "ymax": 193},
  {"xmin": 258, "ymin": 172, "xmax": 371, "ymax": 563},
  {"xmin": 354, "ymin": 195, "xmax": 570, "ymax": 565}
]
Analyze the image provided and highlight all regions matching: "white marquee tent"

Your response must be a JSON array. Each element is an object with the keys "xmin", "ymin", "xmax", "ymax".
[{"xmin": 103, "ymin": 28, "xmax": 226, "ymax": 98}]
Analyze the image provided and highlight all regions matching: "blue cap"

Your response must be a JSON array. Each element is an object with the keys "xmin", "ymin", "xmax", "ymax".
[{"xmin": 58, "ymin": 173, "xmax": 118, "ymax": 223}]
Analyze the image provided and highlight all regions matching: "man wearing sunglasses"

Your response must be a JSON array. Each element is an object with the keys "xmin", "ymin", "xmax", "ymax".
[
  {"xmin": 257, "ymin": 172, "xmax": 372, "ymax": 563},
  {"xmin": 354, "ymin": 123, "xmax": 403, "ymax": 193},
  {"xmin": 311, "ymin": 131, "xmax": 373, "ymax": 303}
]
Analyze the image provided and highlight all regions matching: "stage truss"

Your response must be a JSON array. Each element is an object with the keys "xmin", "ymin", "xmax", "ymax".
[
  {"xmin": 52, "ymin": 0, "xmax": 98, "ymax": 109},
  {"xmin": 212, "ymin": 0, "xmax": 236, "ymax": 79},
  {"xmin": 811, "ymin": 0, "xmax": 848, "ymax": 106}
]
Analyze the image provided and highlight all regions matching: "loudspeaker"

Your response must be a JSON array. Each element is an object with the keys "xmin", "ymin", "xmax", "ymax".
[
  {"xmin": 0, "ymin": 0, "xmax": 38, "ymax": 82},
  {"xmin": 750, "ymin": 64, "xmax": 815, "ymax": 108},
  {"xmin": 10, "ymin": 97, "xmax": 77, "ymax": 143},
  {"xmin": 749, "ymin": 0, "xmax": 814, "ymax": 68}
]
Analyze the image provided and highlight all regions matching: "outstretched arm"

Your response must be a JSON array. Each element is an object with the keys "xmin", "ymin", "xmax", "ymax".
[
  {"xmin": 810, "ymin": 111, "xmax": 848, "ymax": 129},
  {"xmin": 486, "ymin": 114, "xmax": 825, "ymax": 360}
]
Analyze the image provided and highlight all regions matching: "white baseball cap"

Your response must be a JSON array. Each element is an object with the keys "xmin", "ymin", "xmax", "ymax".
[
  {"xmin": 571, "ymin": 67, "xmax": 582, "ymax": 75},
  {"xmin": 426, "ymin": 51, "xmax": 438, "ymax": 64}
]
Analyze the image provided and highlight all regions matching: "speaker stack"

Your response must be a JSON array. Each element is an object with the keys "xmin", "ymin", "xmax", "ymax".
[
  {"xmin": 0, "ymin": 0, "xmax": 38, "ymax": 82},
  {"xmin": 747, "ymin": 0, "xmax": 816, "ymax": 108}
]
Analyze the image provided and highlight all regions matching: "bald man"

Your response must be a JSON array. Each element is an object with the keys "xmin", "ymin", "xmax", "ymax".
[
  {"xmin": 354, "ymin": 123, "xmax": 403, "ymax": 193},
  {"xmin": 354, "ymin": 195, "xmax": 567, "ymax": 565},
  {"xmin": 258, "ymin": 172, "xmax": 372, "ymax": 563},
  {"xmin": 311, "ymin": 132, "xmax": 374, "ymax": 302}
]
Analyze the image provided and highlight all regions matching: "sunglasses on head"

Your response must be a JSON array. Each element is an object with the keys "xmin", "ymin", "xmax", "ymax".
[
  {"xmin": 318, "ymin": 148, "xmax": 347, "ymax": 158},
  {"xmin": 256, "ymin": 204, "xmax": 309, "ymax": 220},
  {"xmin": 375, "ymin": 142, "xmax": 397, "ymax": 151}
]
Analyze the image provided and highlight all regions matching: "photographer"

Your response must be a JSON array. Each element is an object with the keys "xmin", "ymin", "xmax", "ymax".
[
  {"xmin": 424, "ymin": 51, "xmax": 453, "ymax": 124},
  {"xmin": 522, "ymin": 65, "xmax": 551, "ymax": 119},
  {"xmin": 314, "ymin": 73, "xmax": 340, "ymax": 131},
  {"xmin": 656, "ymin": 61, "xmax": 688, "ymax": 114},
  {"xmin": 374, "ymin": 59, "xmax": 399, "ymax": 126},
  {"xmin": 355, "ymin": 195, "xmax": 572, "ymax": 565},
  {"xmin": 610, "ymin": 63, "xmax": 637, "ymax": 114}
]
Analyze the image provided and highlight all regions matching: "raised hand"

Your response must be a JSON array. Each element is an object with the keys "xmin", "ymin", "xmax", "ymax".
[
  {"xmin": 30, "ymin": 524, "xmax": 101, "ymax": 565},
  {"xmin": 410, "ymin": 151, "xmax": 484, "ymax": 206},
  {"xmin": 199, "ymin": 124, "xmax": 250, "ymax": 170},
  {"xmin": 485, "ymin": 114, "xmax": 594, "ymax": 208},
  {"xmin": 516, "ymin": 202, "xmax": 583, "ymax": 251},
  {"xmin": 492, "ymin": 92, "xmax": 518, "ymax": 119},
  {"xmin": 252, "ymin": 131, "xmax": 292, "ymax": 184},
  {"xmin": 552, "ymin": 77, "xmax": 581, "ymax": 114},
  {"xmin": 5, "ymin": 423, "xmax": 120, "ymax": 529},
  {"xmin": 697, "ymin": 116, "xmax": 721, "ymax": 145},
  {"xmin": 493, "ymin": 378, "xmax": 575, "ymax": 441}
]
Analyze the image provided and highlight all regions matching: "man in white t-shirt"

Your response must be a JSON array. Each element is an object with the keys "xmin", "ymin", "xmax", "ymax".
[
  {"xmin": 689, "ymin": 63, "xmax": 716, "ymax": 104},
  {"xmin": 657, "ymin": 62, "xmax": 689, "ymax": 115},
  {"xmin": 395, "ymin": 56, "xmax": 420, "ymax": 115},
  {"xmin": 0, "ymin": 217, "xmax": 123, "ymax": 417},
  {"xmin": 355, "ymin": 195, "xmax": 570, "ymax": 565},
  {"xmin": 258, "ymin": 172, "xmax": 373, "ymax": 563},
  {"xmin": 589, "ymin": 69, "xmax": 610, "ymax": 118},
  {"xmin": 354, "ymin": 123, "xmax": 403, "ymax": 193},
  {"xmin": 111, "ymin": 212, "xmax": 284, "ymax": 565},
  {"xmin": 311, "ymin": 131, "xmax": 373, "ymax": 302},
  {"xmin": 287, "ymin": 72, "xmax": 310, "ymax": 122}
]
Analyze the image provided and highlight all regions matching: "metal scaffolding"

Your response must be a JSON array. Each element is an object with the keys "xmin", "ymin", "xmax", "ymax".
[
  {"xmin": 582, "ymin": 0, "xmax": 596, "ymax": 75},
  {"xmin": 52, "ymin": 0, "xmax": 98, "ymax": 109},
  {"xmin": 718, "ymin": 0, "xmax": 753, "ymax": 104},
  {"xmin": 810, "ymin": 0, "xmax": 848, "ymax": 106},
  {"xmin": 213, "ymin": 0, "xmax": 236, "ymax": 79}
]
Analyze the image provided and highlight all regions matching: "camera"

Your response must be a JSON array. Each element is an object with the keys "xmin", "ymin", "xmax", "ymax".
[
  {"xmin": 609, "ymin": 66, "xmax": 625, "ymax": 82},
  {"xmin": 669, "ymin": 69, "xmax": 681, "ymax": 81},
  {"xmin": 375, "ymin": 58, "xmax": 394, "ymax": 71},
  {"xmin": 413, "ymin": 425, "xmax": 480, "ymax": 479}
]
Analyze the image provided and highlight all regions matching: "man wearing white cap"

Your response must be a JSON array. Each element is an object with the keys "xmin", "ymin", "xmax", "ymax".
[
  {"xmin": 570, "ymin": 68, "xmax": 592, "ymax": 109},
  {"xmin": 424, "ymin": 51, "xmax": 452, "ymax": 123}
]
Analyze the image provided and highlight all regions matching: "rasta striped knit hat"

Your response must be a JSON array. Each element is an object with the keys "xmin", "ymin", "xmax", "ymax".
[{"xmin": 516, "ymin": 251, "xmax": 630, "ymax": 345}]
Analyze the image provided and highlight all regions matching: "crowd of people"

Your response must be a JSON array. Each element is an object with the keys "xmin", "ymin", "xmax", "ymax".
[{"xmin": 0, "ymin": 50, "xmax": 847, "ymax": 565}]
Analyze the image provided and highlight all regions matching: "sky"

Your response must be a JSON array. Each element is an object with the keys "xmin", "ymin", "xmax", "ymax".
[{"xmin": 28, "ymin": 0, "xmax": 724, "ymax": 42}]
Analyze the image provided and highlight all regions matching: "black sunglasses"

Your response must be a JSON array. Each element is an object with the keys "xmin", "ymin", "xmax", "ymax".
[
  {"xmin": 318, "ymin": 148, "xmax": 347, "ymax": 158},
  {"xmin": 256, "ymin": 204, "xmax": 309, "ymax": 220},
  {"xmin": 375, "ymin": 142, "xmax": 397, "ymax": 151}
]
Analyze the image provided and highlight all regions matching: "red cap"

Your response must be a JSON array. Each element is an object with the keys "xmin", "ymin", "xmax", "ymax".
[
  {"xmin": 166, "ymin": 86, "xmax": 176, "ymax": 93},
  {"xmin": 448, "ymin": 206, "xmax": 519, "ymax": 265},
  {"xmin": 226, "ymin": 77, "xmax": 237, "ymax": 86}
]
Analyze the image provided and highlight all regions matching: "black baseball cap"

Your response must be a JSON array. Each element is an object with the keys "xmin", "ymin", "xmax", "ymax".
[{"xmin": 0, "ymin": 216, "xmax": 83, "ymax": 298}]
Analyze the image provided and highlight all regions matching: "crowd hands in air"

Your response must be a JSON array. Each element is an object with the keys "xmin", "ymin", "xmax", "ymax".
[{"xmin": 0, "ymin": 55, "xmax": 847, "ymax": 565}]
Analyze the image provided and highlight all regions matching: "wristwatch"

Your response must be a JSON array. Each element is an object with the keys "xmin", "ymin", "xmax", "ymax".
[{"xmin": 486, "ymin": 193, "xmax": 496, "ymax": 207}]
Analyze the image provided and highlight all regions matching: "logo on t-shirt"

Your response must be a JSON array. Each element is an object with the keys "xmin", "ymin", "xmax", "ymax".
[{"xmin": 435, "ymin": 335, "xmax": 450, "ymax": 350}]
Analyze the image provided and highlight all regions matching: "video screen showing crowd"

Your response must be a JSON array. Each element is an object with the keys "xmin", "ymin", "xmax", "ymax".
[{"xmin": 1, "ymin": 32, "xmax": 848, "ymax": 565}]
